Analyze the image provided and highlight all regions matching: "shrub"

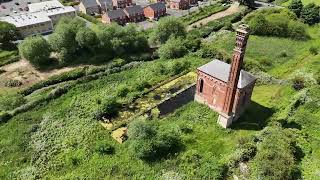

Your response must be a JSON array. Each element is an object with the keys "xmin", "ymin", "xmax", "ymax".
[
  {"xmin": 157, "ymin": 37, "xmax": 187, "ymax": 59},
  {"xmin": 309, "ymin": 46, "xmax": 318, "ymax": 55},
  {"xmin": 110, "ymin": 58, "xmax": 126, "ymax": 68},
  {"xmin": 134, "ymin": 80, "xmax": 151, "ymax": 91},
  {"xmin": 4, "ymin": 79, "xmax": 22, "ymax": 87},
  {"xmin": 19, "ymin": 36, "xmax": 51, "ymax": 68},
  {"xmin": 247, "ymin": 9, "xmax": 309, "ymax": 40},
  {"xmin": 149, "ymin": 17, "xmax": 186, "ymax": 44},
  {"xmin": 0, "ymin": 111, "xmax": 12, "ymax": 123},
  {"xmin": 116, "ymin": 85, "xmax": 130, "ymax": 97},
  {"xmin": 95, "ymin": 142, "xmax": 115, "ymax": 155},
  {"xmin": 292, "ymin": 76, "xmax": 305, "ymax": 90},
  {"xmin": 170, "ymin": 61, "xmax": 191, "ymax": 75},
  {"xmin": 300, "ymin": 3, "xmax": 320, "ymax": 25},
  {"xmin": 94, "ymin": 97, "xmax": 121, "ymax": 120},
  {"xmin": 251, "ymin": 126, "xmax": 297, "ymax": 180},
  {"xmin": 128, "ymin": 120, "xmax": 182, "ymax": 161}
]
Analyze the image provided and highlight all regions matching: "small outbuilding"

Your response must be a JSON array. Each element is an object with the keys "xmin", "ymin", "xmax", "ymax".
[{"xmin": 194, "ymin": 25, "xmax": 256, "ymax": 128}]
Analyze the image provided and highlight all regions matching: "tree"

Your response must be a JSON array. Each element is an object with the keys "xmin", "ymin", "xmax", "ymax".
[
  {"xmin": 300, "ymin": 3, "xmax": 320, "ymax": 25},
  {"xmin": 0, "ymin": 21, "xmax": 19, "ymax": 49},
  {"xmin": 149, "ymin": 17, "xmax": 186, "ymax": 45},
  {"xmin": 75, "ymin": 27, "xmax": 98, "ymax": 52},
  {"xmin": 248, "ymin": 14, "xmax": 269, "ymax": 35},
  {"xmin": 48, "ymin": 17, "xmax": 86, "ymax": 62},
  {"xmin": 238, "ymin": 0, "xmax": 255, "ymax": 8},
  {"xmin": 288, "ymin": 0, "xmax": 304, "ymax": 17},
  {"xmin": 157, "ymin": 37, "xmax": 187, "ymax": 59},
  {"xmin": 19, "ymin": 36, "xmax": 51, "ymax": 68}
]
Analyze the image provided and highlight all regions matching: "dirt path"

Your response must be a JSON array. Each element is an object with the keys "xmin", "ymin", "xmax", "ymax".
[
  {"xmin": 0, "ymin": 59, "xmax": 88, "ymax": 87},
  {"xmin": 187, "ymin": 2, "xmax": 240, "ymax": 31}
]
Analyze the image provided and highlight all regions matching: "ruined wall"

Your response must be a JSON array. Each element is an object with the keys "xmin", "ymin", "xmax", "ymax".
[{"xmin": 154, "ymin": 84, "xmax": 195, "ymax": 116}]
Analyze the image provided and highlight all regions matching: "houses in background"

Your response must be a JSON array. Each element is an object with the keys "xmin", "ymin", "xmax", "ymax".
[
  {"xmin": 102, "ymin": 8, "xmax": 127, "ymax": 25},
  {"xmin": 143, "ymin": 2, "xmax": 166, "ymax": 20},
  {"xmin": 169, "ymin": 0, "xmax": 197, "ymax": 10},
  {"xmin": 101, "ymin": 2, "xmax": 166, "ymax": 25},
  {"xmin": 0, "ymin": 0, "xmax": 76, "ymax": 38},
  {"xmin": 124, "ymin": 5, "xmax": 144, "ymax": 22},
  {"xmin": 79, "ymin": 0, "xmax": 132, "ymax": 15},
  {"xmin": 79, "ymin": 0, "xmax": 113, "ymax": 15}
]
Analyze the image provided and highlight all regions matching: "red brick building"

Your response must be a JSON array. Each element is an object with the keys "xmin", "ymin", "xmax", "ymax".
[
  {"xmin": 143, "ymin": 2, "xmax": 166, "ymax": 20},
  {"xmin": 169, "ymin": 0, "xmax": 189, "ymax": 10},
  {"xmin": 194, "ymin": 25, "xmax": 256, "ymax": 128},
  {"xmin": 102, "ymin": 9, "xmax": 127, "ymax": 25},
  {"xmin": 124, "ymin": 5, "xmax": 144, "ymax": 22}
]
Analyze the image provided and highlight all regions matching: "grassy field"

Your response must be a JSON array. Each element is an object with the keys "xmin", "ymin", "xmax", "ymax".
[
  {"xmin": 0, "ymin": 50, "xmax": 19, "ymax": 67},
  {"xmin": 282, "ymin": 0, "xmax": 320, "ymax": 6}
]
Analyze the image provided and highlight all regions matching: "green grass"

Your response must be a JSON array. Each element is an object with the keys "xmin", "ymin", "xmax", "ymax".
[
  {"xmin": 282, "ymin": 0, "xmax": 320, "ymax": 6},
  {"xmin": 0, "ymin": 50, "xmax": 19, "ymax": 67},
  {"xmin": 181, "ymin": 3, "xmax": 229, "ymax": 25}
]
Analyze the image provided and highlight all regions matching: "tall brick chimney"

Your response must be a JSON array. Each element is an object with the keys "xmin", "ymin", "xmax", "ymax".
[{"xmin": 222, "ymin": 24, "xmax": 250, "ymax": 115}]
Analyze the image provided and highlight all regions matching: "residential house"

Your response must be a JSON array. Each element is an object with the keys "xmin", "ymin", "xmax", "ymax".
[
  {"xmin": 143, "ymin": 2, "xmax": 166, "ymax": 20},
  {"xmin": 102, "ymin": 9, "xmax": 127, "ymax": 25},
  {"xmin": 169, "ymin": 0, "xmax": 189, "ymax": 10},
  {"xmin": 112, "ymin": 0, "xmax": 132, "ymax": 9},
  {"xmin": 79, "ymin": 0, "xmax": 100, "ymax": 15},
  {"xmin": 124, "ymin": 5, "xmax": 144, "ymax": 22}
]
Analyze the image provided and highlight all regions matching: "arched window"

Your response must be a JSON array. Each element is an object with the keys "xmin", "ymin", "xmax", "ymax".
[{"xmin": 199, "ymin": 79, "xmax": 204, "ymax": 93}]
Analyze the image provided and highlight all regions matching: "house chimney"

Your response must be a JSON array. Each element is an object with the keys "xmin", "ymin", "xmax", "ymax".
[{"xmin": 222, "ymin": 24, "xmax": 250, "ymax": 116}]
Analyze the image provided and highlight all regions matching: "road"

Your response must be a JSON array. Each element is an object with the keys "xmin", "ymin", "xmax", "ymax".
[{"xmin": 187, "ymin": 2, "xmax": 240, "ymax": 31}]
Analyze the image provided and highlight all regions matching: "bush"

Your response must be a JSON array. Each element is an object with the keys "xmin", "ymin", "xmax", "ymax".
[
  {"xmin": 19, "ymin": 36, "xmax": 51, "ymax": 68},
  {"xmin": 149, "ymin": 17, "xmax": 186, "ymax": 44},
  {"xmin": 170, "ymin": 61, "xmax": 191, "ymax": 75},
  {"xmin": 251, "ymin": 126, "xmax": 297, "ymax": 180},
  {"xmin": 116, "ymin": 85, "xmax": 130, "ymax": 97},
  {"xmin": 128, "ymin": 120, "xmax": 182, "ymax": 161},
  {"xmin": 0, "ymin": 111, "xmax": 12, "ymax": 123},
  {"xmin": 247, "ymin": 9, "xmax": 309, "ymax": 40},
  {"xmin": 4, "ymin": 79, "xmax": 22, "ymax": 87},
  {"xmin": 157, "ymin": 37, "xmax": 188, "ymax": 59},
  {"xmin": 309, "ymin": 46, "xmax": 318, "ymax": 55},
  {"xmin": 292, "ymin": 76, "xmax": 305, "ymax": 90},
  {"xmin": 94, "ymin": 97, "xmax": 121, "ymax": 120},
  {"xmin": 110, "ymin": 58, "xmax": 126, "ymax": 68},
  {"xmin": 134, "ymin": 80, "xmax": 151, "ymax": 91},
  {"xmin": 95, "ymin": 142, "xmax": 115, "ymax": 155}
]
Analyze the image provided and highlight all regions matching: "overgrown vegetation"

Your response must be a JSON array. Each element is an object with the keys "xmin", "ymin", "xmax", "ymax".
[{"xmin": 246, "ymin": 8, "xmax": 309, "ymax": 40}]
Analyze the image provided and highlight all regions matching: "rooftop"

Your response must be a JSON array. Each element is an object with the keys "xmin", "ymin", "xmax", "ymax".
[
  {"xmin": 28, "ymin": 0, "xmax": 63, "ymax": 12},
  {"xmin": 80, "ymin": 0, "xmax": 99, "ymax": 7},
  {"xmin": 45, "ymin": 6, "xmax": 75, "ymax": 16},
  {"xmin": 147, "ymin": 2, "xmax": 166, "ymax": 11},
  {"xmin": 0, "ymin": 11, "xmax": 51, "ymax": 27},
  {"xmin": 197, "ymin": 60, "xmax": 256, "ymax": 89},
  {"xmin": 105, "ymin": 9, "xmax": 126, "ymax": 19},
  {"xmin": 124, "ymin": 5, "xmax": 143, "ymax": 15}
]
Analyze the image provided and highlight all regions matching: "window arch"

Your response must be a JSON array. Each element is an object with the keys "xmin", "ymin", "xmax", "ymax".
[{"xmin": 199, "ymin": 78, "xmax": 204, "ymax": 93}]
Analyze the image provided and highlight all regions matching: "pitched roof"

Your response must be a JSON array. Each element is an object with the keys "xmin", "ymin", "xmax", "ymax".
[
  {"xmin": 197, "ymin": 60, "xmax": 257, "ymax": 89},
  {"xmin": 124, "ymin": 5, "xmax": 143, "ymax": 15},
  {"xmin": 105, "ymin": 9, "xmax": 126, "ymax": 19},
  {"xmin": 81, "ymin": 0, "xmax": 99, "ymax": 7},
  {"xmin": 147, "ymin": 2, "xmax": 166, "ymax": 11},
  {"xmin": 97, "ymin": 0, "xmax": 113, "ymax": 7}
]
